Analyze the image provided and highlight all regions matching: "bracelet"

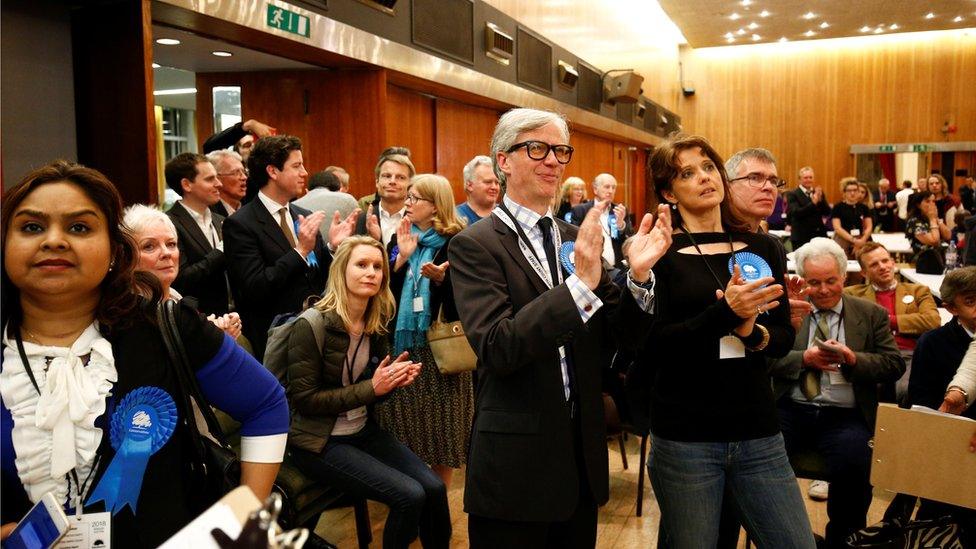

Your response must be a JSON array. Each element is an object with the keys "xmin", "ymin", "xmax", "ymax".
[
  {"xmin": 946, "ymin": 386, "xmax": 970, "ymax": 400},
  {"xmin": 745, "ymin": 324, "xmax": 770, "ymax": 352}
]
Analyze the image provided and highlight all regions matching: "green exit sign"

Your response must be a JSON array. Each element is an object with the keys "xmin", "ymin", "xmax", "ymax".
[
  {"xmin": 879, "ymin": 145, "xmax": 895, "ymax": 152},
  {"xmin": 912, "ymin": 144, "xmax": 929, "ymax": 152},
  {"xmin": 266, "ymin": 4, "xmax": 310, "ymax": 38}
]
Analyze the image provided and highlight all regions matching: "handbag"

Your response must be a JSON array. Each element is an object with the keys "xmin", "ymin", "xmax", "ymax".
[
  {"xmin": 426, "ymin": 308, "xmax": 477, "ymax": 375},
  {"xmin": 846, "ymin": 516, "xmax": 964, "ymax": 548},
  {"xmin": 156, "ymin": 300, "xmax": 241, "ymax": 509},
  {"xmin": 915, "ymin": 246, "xmax": 945, "ymax": 275}
]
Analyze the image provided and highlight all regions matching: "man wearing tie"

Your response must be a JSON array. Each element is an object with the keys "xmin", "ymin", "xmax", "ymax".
[
  {"xmin": 449, "ymin": 108, "xmax": 672, "ymax": 548},
  {"xmin": 786, "ymin": 166, "xmax": 831, "ymax": 250},
  {"xmin": 570, "ymin": 173, "xmax": 631, "ymax": 268},
  {"xmin": 768, "ymin": 237, "xmax": 904, "ymax": 546},
  {"xmin": 223, "ymin": 135, "xmax": 335, "ymax": 359},
  {"xmin": 164, "ymin": 153, "xmax": 233, "ymax": 316}
]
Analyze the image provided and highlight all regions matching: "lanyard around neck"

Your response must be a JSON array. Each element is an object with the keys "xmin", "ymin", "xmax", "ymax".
[
  {"xmin": 681, "ymin": 227, "xmax": 735, "ymax": 292},
  {"xmin": 495, "ymin": 202, "xmax": 562, "ymax": 288}
]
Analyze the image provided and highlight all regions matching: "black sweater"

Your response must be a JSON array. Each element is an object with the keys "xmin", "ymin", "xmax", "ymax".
[{"xmin": 646, "ymin": 231, "xmax": 794, "ymax": 442}]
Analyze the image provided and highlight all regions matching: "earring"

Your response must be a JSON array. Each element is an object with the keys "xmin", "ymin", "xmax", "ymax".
[
  {"xmin": 109, "ymin": 260, "xmax": 116, "ymax": 272},
  {"xmin": 670, "ymin": 203, "xmax": 677, "ymax": 210}
]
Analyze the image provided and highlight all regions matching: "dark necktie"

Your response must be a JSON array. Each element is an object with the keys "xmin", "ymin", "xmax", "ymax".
[
  {"xmin": 801, "ymin": 311, "xmax": 832, "ymax": 400},
  {"xmin": 279, "ymin": 207, "xmax": 297, "ymax": 248},
  {"xmin": 537, "ymin": 217, "xmax": 561, "ymax": 287}
]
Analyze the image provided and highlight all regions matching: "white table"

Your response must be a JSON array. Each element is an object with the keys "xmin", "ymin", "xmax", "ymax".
[
  {"xmin": 871, "ymin": 233, "xmax": 913, "ymax": 255},
  {"xmin": 899, "ymin": 268, "xmax": 944, "ymax": 300}
]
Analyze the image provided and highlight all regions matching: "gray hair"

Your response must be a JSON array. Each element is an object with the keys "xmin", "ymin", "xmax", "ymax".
[
  {"xmin": 725, "ymin": 148, "xmax": 777, "ymax": 179},
  {"xmin": 490, "ymin": 108, "xmax": 569, "ymax": 185},
  {"xmin": 794, "ymin": 237, "xmax": 847, "ymax": 278},
  {"xmin": 206, "ymin": 149, "xmax": 242, "ymax": 171},
  {"xmin": 941, "ymin": 266, "xmax": 976, "ymax": 306},
  {"xmin": 593, "ymin": 173, "xmax": 617, "ymax": 189},
  {"xmin": 462, "ymin": 155, "xmax": 493, "ymax": 185},
  {"xmin": 123, "ymin": 204, "xmax": 177, "ymax": 241}
]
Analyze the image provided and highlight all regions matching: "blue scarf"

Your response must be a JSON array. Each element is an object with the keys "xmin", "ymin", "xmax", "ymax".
[{"xmin": 394, "ymin": 226, "xmax": 447, "ymax": 353}]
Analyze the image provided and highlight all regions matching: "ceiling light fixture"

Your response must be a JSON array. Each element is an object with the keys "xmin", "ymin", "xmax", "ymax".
[
  {"xmin": 737, "ymin": 28, "xmax": 746, "ymax": 35},
  {"xmin": 212, "ymin": 51, "xmax": 233, "ymax": 57},
  {"xmin": 804, "ymin": 30, "xmax": 816, "ymax": 37},
  {"xmin": 740, "ymin": 0, "xmax": 752, "ymax": 6},
  {"xmin": 759, "ymin": 10, "xmax": 770, "ymax": 17},
  {"xmin": 860, "ymin": 25, "xmax": 872, "ymax": 32},
  {"xmin": 153, "ymin": 87, "xmax": 197, "ymax": 96},
  {"xmin": 748, "ymin": 22, "xmax": 759, "ymax": 29},
  {"xmin": 874, "ymin": 27, "xmax": 884, "ymax": 33},
  {"xmin": 725, "ymin": 32, "xmax": 734, "ymax": 38},
  {"xmin": 151, "ymin": 62, "xmax": 160, "ymax": 68},
  {"xmin": 727, "ymin": 36, "xmax": 736, "ymax": 43},
  {"xmin": 889, "ymin": 23, "xmax": 899, "ymax": 30},
  {"xmin": 925, "ymin": 12, "xmax": 935, "ymax": 19},
  {"xmin": 820, "ymin": 21, "xmax": 830, "ymax": 28},
  {"xmin": 752, "ymin": 34, "xmax": 761, "ymax": 41},
  {"xmin": 802, "ymin": 12, "xmax": 816, "ymax": 20},
  {"xmin": 730, "ymin": 12, "xmax": 741, "ymax": 20},
  {"xmin": 954, "ymin": 16, "xmax": 964, "ymax": 22},
  {"xmin": 155, "ymin": 38, "xmax": 181, "ymax": 46},
  {"xmin": 778, "ymin": 37, "xmax": 788, "ymax": 42}
]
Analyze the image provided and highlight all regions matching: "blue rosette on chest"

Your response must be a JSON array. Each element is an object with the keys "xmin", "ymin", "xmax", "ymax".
[
  {"xmin": 560, "ymin": 241, "xmax": 576, "ymax": 275},
  {"xmin": 87, "ymin": 386, "xmax": 177, "ymax": 515},
  {"xmin": 728, "ymin": 251, "xmax": 773, "ymax": 287}
]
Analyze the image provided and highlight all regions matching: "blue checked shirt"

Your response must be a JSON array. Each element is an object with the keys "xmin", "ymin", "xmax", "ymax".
[{"xmin": 497, "ymin": 195, "xmax": 655, "ymax": 399}]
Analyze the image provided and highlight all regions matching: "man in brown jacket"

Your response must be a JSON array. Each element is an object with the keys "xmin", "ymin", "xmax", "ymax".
[{"xmin": 845, "ymin": 241, "xmax": 941, "ymax": 402}]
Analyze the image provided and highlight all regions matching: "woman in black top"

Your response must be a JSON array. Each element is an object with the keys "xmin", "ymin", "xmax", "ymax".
[
  {"xmin": 645, "ymin": 135, "xmax": 815, "ymax": 548},
  {"xmin": 831, "ymin": 178, "xmax": 873, "ymax": 259}
]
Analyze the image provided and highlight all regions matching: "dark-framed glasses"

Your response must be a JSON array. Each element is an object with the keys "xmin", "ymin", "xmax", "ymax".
[
  {"xmin": 506, "ymin": 140, "xmax": 574, "ymax": 164},
  {"xmin": 730, "ymin": 173, "xmax": 786, "ymax": 189},
  {"xmin": 405, "ymin": 194, "xmax": 432, "ymax": 205}
]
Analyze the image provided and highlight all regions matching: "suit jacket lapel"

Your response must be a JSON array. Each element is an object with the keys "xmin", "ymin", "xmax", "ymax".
[
  {"xmin": 842, "ymin": 296, "xmax": 866, "ymax": 350},
  {"xmin": 171, "ymin": 202, "xmax": 213, "ymax": 253},
  {"xmin": 255, "ymin": 202, "xmax": 292, "ymax": 253},
  {"xmin": 492, "ymin": 215, "xmax": 549, "ymax": 295}
]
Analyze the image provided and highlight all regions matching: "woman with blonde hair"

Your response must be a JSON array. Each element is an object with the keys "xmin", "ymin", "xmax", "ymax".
[
  {"xmin": 378, "ymin": 174, "xmax": 472, "ymax": 488},
  {"xmin": 554, "ymin": 176, "xmax": 587, "ymax": 222},
  {"xmin": 286, "ymin": 235, "xmax": 450, "ymax": 548}
]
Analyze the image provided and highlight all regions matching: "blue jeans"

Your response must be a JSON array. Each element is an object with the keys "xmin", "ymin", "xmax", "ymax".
[
  {"xmin": 289, "ymin": 421, "xmax": 451, "ymax": 549},
  {"xmin": 648, "ymin": 433, "xmax": 815, "ymax": 549}
]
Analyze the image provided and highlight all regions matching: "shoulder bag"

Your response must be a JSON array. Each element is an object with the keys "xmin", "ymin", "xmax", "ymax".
[{"xmin": 426, "ymin": 308, "xmax": 477, "ymax": 375}]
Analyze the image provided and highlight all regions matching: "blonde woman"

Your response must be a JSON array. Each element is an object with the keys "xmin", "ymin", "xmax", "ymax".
[
  {"xmin": 555, "ymin": 176, "xmax": 587, "ymax": 222},
  {"xmin": 378, "ymin": 174, "xmax": 471, "ymax": 488},
  {"xmin": 286, "ymin": 235, "xmax": 451, "ymax": 548}
]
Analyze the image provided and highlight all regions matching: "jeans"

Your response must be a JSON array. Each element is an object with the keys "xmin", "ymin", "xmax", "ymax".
[
  {"xmin": 289, "ymin": 421, "xmax": 451, "ymax": 549},
  {"xmin": 648, "ymin": 432, "xmax": 815, "ymax": 549},
  {"xmin": 778, "ymin": 400, "xmax": 873, "ymax": 548}
]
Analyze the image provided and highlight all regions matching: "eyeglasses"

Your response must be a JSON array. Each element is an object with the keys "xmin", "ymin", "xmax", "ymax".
[
  {"xmin": 405, "ymin": 194, "xmax": 432, "ymax": 205},
  {"xmin": 729, "ymin": 173, "xmax": 786, "ymax": 189},
  {"xmin": 218, "ymin": 168, "xmax": 248, "ymax": 178},
  {"xmin": 506, "ymin": 141, "xmax": 574, "ymax": 164}
]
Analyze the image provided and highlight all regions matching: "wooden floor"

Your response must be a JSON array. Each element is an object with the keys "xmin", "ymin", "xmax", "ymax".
[{"xmin": 313, "ymin": 433, "xmax": 893, "ymax": 548}]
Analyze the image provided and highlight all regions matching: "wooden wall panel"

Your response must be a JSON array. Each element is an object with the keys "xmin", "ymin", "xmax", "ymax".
[
  {"xmin": 386, "ymin": 85, "xmax": 436, "ymax": 177},
  {"xmin": 679, "ymin": 32, "xmax": 976, "ymax": 205},
  {"xmin": 433, "ymin": 98, "xmax": 500, "ymax": 203}
]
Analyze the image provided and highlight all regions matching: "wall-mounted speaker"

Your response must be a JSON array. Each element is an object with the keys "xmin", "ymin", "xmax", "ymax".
[
  {"xmin": 636, "ymin": 103, "xmax": 646, "ymax": 120},
  {"xmin": 557, "ymin": 60, "xmax": 578, "ymax": 89},
  {"xmin": 485, "ymin": 22, "xmax": 513, "ymax": 65},
  {"xmin": 603, "ymin": 71, "xmax": 643, "ymax": 104}
]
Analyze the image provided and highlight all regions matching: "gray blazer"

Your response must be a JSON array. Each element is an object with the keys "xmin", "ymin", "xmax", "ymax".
[{"xmin": 768, "ymin": 294, "xmax": 905, "ymax": 429}]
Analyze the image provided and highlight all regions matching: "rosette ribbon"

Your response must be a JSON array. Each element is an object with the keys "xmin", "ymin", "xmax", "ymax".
[
  {"xmin": 560, "ymin": 241, "xmax": 576, "ymax": 276},
  {"xmin": 87, "ymin": 386, "xmax": 177, "ymax": 515}
]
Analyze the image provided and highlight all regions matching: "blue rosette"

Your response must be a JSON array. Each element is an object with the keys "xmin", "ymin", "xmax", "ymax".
[
  {"xmin": 728, "ymin": 252, "xmax": 773, "ymax": 287},
  {"xmin": 560, "ymin": 241, "xmax": 576, "ymax": 275},
  {"xmin": 87, "ymin": 386, "xmax": 177, "ymax": 515}
]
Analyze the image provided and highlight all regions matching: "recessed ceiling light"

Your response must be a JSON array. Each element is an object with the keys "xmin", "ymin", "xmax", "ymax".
[
  {"xmin": 730, "ymin": 12, "xmax": 741, "ymax": 20},
  {"xmin": 212, "ymin": 51, "xmax": 233, "ymax": 57},
  {"xmin": 874, "ymin": 27, "xmax": 885, "ymax": 33},
  {"xmin": 155, "ymin": 38, "xmax": 180, "ymax": 46},
  {"xmin": 779, "ymin": 37, "xmax": 788, "ymax": 42},
  {"xmin": 153, "ymin": 87, "xmax": 197, "ymax": 96},
  {"xmin": 737, "ymin": 28, "xmax": 747, "ymax": 35},
  {"xmin": 748, "ymin": 22, "xmax": 759, "ymax": 29},
  {"xmin": 889, "ymin": 23, "xmax": 900, "ymax": 30},
  {"xmin": 727, "ymin": 36, "xmax": 736, "ymax": 43},
  {"xmin": 725, "ymin": 32, "xmax": 734, "ymax": 38},
  {"xmin": 741, "ymin": 0, "xmax": 752, "ymax": 6},
  {"xmin": 820, "ymin": 21, "xmax": 830, "ymax": 28},
  {"xmin": 151, "ymin": 62, "xmax": 160, "ymax": 69},
  {"xmin": 954, "ymin": 16, "xmax": 964, "ymax": 22},
  {"xmin": 759, "ymin": 10, "xmax": 770, "ymax": 17},
  {"xmin": 804, "ymin": 30, "xmax": 816, "ymax": 37},
  {"xmin": 925, "ymin": 12, "xmax": 935, "ymax": 19},
  {"xmin": 860, "ymin": 25, "xmax": 872, "ymax": 32},
  {"xmin": 751, "ymin": 34, "xmax": 761, "ymax": 41},
  {"xmin": 802, "ymin": 12, "xmax": 816, "ymax": 20}
]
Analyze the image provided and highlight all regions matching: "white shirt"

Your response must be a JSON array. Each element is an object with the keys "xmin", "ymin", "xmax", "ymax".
[
  {"xmin": 896, "ymin": 188, "xmax": 914, "ymax": 220},
  {"xmin": 794, "ymin": 299, "xmax": 856, "ymax": 407},
  {"xmin": 599, "ymin": 210, "xmax": 615, "ymax": 265},
  {"xmin": 257, "ymin": 191, "xmax": 300, "ymax": 248},
  {"xmin": 178, "ymin": 201, "xmax": 222, "ymax": 250},
  {"xmin": 219, "ymin": 199, "xmax": 237, "ymax": 216},
  {"xmin": 378, "ymin": 204, "xmax": 405, "ymax": 247}
]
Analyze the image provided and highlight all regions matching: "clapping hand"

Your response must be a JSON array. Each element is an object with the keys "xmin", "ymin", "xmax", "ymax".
[
  {"xmin": 787, "ymin": 275, "xmax": 813, "ymax": 331},
  {"xmin": 574, "ymin": 200, "xmax": 609, "ymax": 290},
  {"xmin": 717, "ymin": 265, "xmax": 783, "ymax": 336},
  {"xmin": 372, "ymin": 352, "xmax": 422, "ymax": 396},
  {"xmin": 328, "ymin": 209, "xmax": 361, "ymax": 250},
  {"xmin": 613, "ymin": 203, "xmax": 627, "ymax": 230},
  {"xmin": 420, "ymin": 261, "xmax": 449, "ymax": 283},
  {"xmin": 393, "ymin": 218, "xmax": 418, "ymax": 271},
  {"xmin": 365, "ymin": 204, "xmax": 381, "ymax": 241},
  {"xmin": 626, "ymin": 204, "xmax": 672, "ymax": 282},
  {"xmin": 296, "ymin": 211, "xmax": 326, "ymax": 257},
  {"xmin": 207, "ymin": 312, "xmax": 243, "ymax": 339}
]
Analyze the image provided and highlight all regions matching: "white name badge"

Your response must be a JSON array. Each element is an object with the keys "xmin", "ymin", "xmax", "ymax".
[
  {"xmin": 413, "ymin": 296, "xmax": 425, "ymax": 313},
  {"xmin": 55, "ymin": 512, "xmax": 111, "ymax": 549},
  {"xmin": 719, "ymin": 335, "xmax": 745, "ymax": 359},
  {"xmin": 902, "ymin": 295, "xmax": 915, "ymax": 304},
  {"xmin": 828, "ymin": 370, "xmax": 850, "ymax": 386},
  {"xmin": 850, "ymin": 229, "xmax": 861, "ymax": 237},
  {"xmin": 345, "ymin": 406, "xmax": 367, "ymax": 420}
]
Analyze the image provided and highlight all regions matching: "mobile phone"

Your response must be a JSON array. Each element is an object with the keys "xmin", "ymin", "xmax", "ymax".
[{"xmin": 3, "ymin": 493, "xmax": 71, "ymax": 549}]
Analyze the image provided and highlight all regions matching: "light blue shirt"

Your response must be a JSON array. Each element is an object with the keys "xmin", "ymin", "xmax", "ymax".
[{"xmin": 792, "ymin": 299, "xmax": 857, "ymax": 407}]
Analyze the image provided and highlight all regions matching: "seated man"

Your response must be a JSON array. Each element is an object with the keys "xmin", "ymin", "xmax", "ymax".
[
  {"xmin": 845, "ymin": 242, "xmax": 940, "ymax": 402},
  {"xmin": 769, "ymin": 237, "xmax": 905, "ymax": 547}
]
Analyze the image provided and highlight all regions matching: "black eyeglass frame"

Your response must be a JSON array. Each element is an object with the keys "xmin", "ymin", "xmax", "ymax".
[
  {"xmin": 506, "ymin": 140, "xmax": 575, "ymax": 164},
  {"xmin": 729, "ymin": 173, "xmax": 787, "ymax": 189}
]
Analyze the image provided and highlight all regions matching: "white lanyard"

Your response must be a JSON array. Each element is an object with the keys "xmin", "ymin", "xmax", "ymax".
[{"xmin": 495, "ymin": 207, "xmax": 563, "ymax": 289}]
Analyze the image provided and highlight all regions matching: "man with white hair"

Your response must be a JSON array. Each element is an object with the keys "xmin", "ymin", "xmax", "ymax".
[
  {"xmin": 873, "ymin": 178, "xmax": 897, "ymax": 232},
  {"xmin": 456, "ymin": 155, "xmax": 500, "ymax": 225},
  {"xmin": 207, "ymin": 150, "xmax": 248, "ymax": 217},
  {"xmin": 570, "ymin": 173, "xmax": 631, "ymax": 268},
  {"xmin": 768, "ymin": 237, "xmax": 904, "ymax": 546}
]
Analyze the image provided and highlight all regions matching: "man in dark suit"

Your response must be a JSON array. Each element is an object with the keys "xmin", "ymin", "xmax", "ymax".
[
  {"xmin": 569, "ymin": 173, "xmax": 632, "ymax": 269},
  {"xmin": 223, "ymin": 135, "xmax": 333, "ymax": 359},
  {"xmin": 786, "ymin": 166, "xmax": 831, "ymax": 250},
  {"xmin": 354, "ymin": 152, "xmax": 412, "ymax": 246},
  {"xmin": 207, "ymin": 150, "xmax": 248, "ymax": 217},
  {"xmin": 449, "ymin": 108, "xmax": 672, "ymax": 548},
  {"xmin": 163, "ymin": 152, "xmax": 232, "ymax": 316},
  {"xmin": 768, "ymin": 237, "xmax": 904, "ymax": 547}
]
